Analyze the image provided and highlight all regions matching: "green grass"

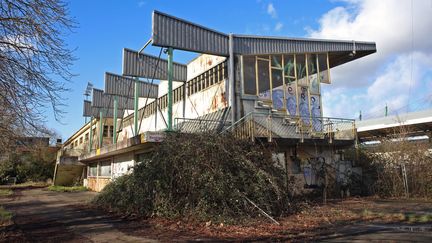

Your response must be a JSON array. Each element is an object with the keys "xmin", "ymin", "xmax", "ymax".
[
  {"xmin": 0, "ymin": 189, "xmax": 13, "ymax": 197},
  {"xmin": 0, "ymin": 206, "xmax": 12, "ymax": 226},
  {"xmin": 47, "ymin": 185, "xmax": 88, "ymax": 192},
  {"xmin": 405, "ymin": 213, "xmax": 432, "ymax": 223},
  {"xmin": 0, "ymin": 181, "xmax": 49, "ymax": 189}
]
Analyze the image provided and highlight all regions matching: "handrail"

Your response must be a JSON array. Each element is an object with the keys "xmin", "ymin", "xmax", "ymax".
[
  {"xmin": 222, "ymin": 111, "xmax": 254, "ymax": 132},
  {"xmin": 173, "ymin": 112, "xmax": 356, "ymax": 142}
]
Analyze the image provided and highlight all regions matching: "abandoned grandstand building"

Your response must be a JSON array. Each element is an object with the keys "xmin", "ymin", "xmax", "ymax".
[{"xmin": 53, "ymin": 10, "xmax": 377, "ymax": 192}]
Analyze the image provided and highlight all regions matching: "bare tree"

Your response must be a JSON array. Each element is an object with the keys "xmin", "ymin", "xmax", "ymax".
[{"xmin": 0, "ymin": 0, "xmax": 75, "ymax": 151}]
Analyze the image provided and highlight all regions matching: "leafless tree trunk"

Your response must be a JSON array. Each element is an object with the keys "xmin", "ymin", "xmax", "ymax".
[{"xmin": 0, "ymin": 0, "xmax": 75, "ymax": 151}]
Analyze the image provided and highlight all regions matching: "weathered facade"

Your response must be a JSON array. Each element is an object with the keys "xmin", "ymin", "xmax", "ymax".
[{"xmin": 56, "ymin": 10, "xmax": 376, "ymax": 192}]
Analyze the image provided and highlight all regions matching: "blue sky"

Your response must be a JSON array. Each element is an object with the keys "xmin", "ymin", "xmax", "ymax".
[{"xmin": 48, "ymin": 0, "xmax": 432, "ymax": 140}]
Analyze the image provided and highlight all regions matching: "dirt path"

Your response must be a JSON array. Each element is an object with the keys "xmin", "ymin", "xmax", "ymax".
[
  {"xmin": 0, "ymin": 188, "xmax": 156, "ymax": 243},
  {"xmin": 1, "ymin": 188, "xmax": 431, "ymax": 242}
]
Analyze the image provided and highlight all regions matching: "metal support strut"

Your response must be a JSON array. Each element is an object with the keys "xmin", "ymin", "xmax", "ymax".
[
  {"xmin": 89, "ymin": 117, "xmax": 93, "ymax": 152},
  {"xmin": 99, "ymin": 110, "xmax": 103, "ymax": 148},
  {"xmin": 134, "ymin": 77, "xmax": 140, "ymax": 136},
  {"xmin": 167, "ymin": 47, "xmax": 174, "ymax": 131},
  {"xmin": 113, "ymin": 96, "xmax": 118, "ymax": 144}
]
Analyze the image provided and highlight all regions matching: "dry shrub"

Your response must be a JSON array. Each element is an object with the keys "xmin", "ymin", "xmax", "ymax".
[
  {"xmin": 359, "ymin": 126, "xmax": 432, "ymax": 198},
  {"xmin": 93, "ymin": 133, "xmax": 294, "ymax": 222}
]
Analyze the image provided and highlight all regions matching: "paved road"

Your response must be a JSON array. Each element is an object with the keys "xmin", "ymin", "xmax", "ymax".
[
  {"xmin": 318, "ymin": 223, "xmax": 432, "ymax": 242},
  {"xmin": 0, "ymin": 188, "xmax": 156, "ymax": 243}
]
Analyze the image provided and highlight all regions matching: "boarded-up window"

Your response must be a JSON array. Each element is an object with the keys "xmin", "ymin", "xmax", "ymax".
[{"xmin": 243, "ymin": 56, "xmax": 256, "ymax": 95}]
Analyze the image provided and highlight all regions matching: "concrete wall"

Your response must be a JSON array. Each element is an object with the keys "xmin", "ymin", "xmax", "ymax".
[
  {"xmin": 120, "ymin": 80, "xmax": 227, "ymax": 137},
  {"xmin": 86, "ymin": 177, "xmax": 111, "ymax": 192}
]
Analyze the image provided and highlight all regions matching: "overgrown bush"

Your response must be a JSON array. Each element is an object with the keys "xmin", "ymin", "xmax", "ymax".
[
  {"xmin": 354, "ymin": 125, "xmax": 432, "ymax": 199},
  {"xmin": 365, "ymin": 141, "xmax": 432, "ymax": 198},
  {"xmin": 0, "ymin": 147, "xmax": 56, "ymax": 184},
  {"xmin": 94, "ymin": 133, "xmax": 294, "ymax": 222}
]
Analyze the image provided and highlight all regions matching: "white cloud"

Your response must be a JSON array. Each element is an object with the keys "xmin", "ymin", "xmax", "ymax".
[
  {"xmin": 322, "ymin": 52, "xmax": 432, "ymax": 119},
  {"xmin": 267, "ymin": 3, "xmax": 277, "ymax": 19},
  {"xmin": 309, "ymin": 0, "xmax": 432, "ymax": 119},
  {"xmin": 274, "ymin": 22, "xmax": 283, "ymax": 31}
]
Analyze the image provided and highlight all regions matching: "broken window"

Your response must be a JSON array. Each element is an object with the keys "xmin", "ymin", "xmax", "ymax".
[
  {"xmin": 88, "ymin": 163, "xmax": 97, "ymax": 177},
  {"xmin": 271, "ymin": 55, "xmax": 282, "ymax": 69},
  {"xmin": 257, "ymin": 58, "xmax": 271, "ymax": 99},
  {"xmin": 296, "ymin": 54, "xmax": 307, "ymax": 86},
  {"xmin": 317, "ymin": 53, "xmax": 331, "ymax": 84},
  {"xmin": 103, "ymin": 125, "xmax": 109, "ymax": 137},
  {"xmin": 283, "ymin": 54, "xmax": 296, "ymax": 83},
  {"xmin": 242, "ymin": 56, "xmax": 257, "ymax": 95},
  {"xmin": 271, "ymin": 68, "xmax": 284, "ymax": 110},
  {"xmin": 99, "ymin": 161, "xmax": 111, "ymax": 177},
  {"xmin": 109, "ymin": 126, "xmax": 114, "ymax": 138}
]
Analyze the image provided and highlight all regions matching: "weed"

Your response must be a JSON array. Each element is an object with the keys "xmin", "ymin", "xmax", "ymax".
[
  {"xmin": 48, "ymin": 185, "xmax": 87, "ymax": 192},
  {"xmin": 0, "ymin": 189, "xmax": 12, "ymax": 197},
  {"xmin": 0, "ymin": 207, "xmax": 12, "ymax": 226}
]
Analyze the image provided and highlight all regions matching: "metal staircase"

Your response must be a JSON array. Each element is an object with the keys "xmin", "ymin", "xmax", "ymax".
[
  {"xmin": 174, "ymin": 109, "xmax": 356, "ymax": 143},
  {"xmin": 223, "ymin": 112, "xmax": 356, "ymax": 143}
]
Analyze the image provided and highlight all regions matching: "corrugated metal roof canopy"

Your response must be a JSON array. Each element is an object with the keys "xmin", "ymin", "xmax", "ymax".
[
  {"xmin": 122, "ymin": 48, "xmax": 187, "ymax": 81},
  {"xmin": 92, "ymin": 88, "xmax": 135, "ymax": 110},
  {"xmin": 105, "ymin": 72, "xmax": 158, "ymax": 98},
  {"xmin": 83, "ymin": 100, "xmax": 125, "ymax": 118},
  {"xmin": 152, "ymin": 10, "xmax": 229, "ymax": 56},
  {"xmin": 151, "ymin": 10, "xmax": 376, "ymax": 67}
]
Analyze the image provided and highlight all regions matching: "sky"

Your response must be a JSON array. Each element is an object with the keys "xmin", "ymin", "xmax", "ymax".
[{"xmin": 47, "ymin": 0, "xmax": 432, "ymax": 140}]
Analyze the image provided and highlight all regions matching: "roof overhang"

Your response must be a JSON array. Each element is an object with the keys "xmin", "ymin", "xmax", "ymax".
[
  {"xmin": 122, "ymin": 48, "xmax": 187, "ymax": 81},
  {"xmin": 151, "ymin": 10, "xmax": 376, "ymax": 67},
  {"xmin": 105, "ymin": 72, "xmax": 159, "ymax": 98}
]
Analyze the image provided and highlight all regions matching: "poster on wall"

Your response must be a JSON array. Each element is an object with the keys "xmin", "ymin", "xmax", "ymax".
[
  {"xmin": 298, "ymin": 86, "xmax": 310, "ymax": 125},
  {"xmin": 310, "ymin": 95, "xmax": 322, "ymax": 131},
  {"xmin": 272, "ymin": 86, "xmax": 284, "ymax": 110},
  {"xmin": 286, "ymin": 82, "xmax": 297, "ymax": 116},
  {"xmin": 258, "ymin": 90, "xmax": 271, "ymax": 100}
]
